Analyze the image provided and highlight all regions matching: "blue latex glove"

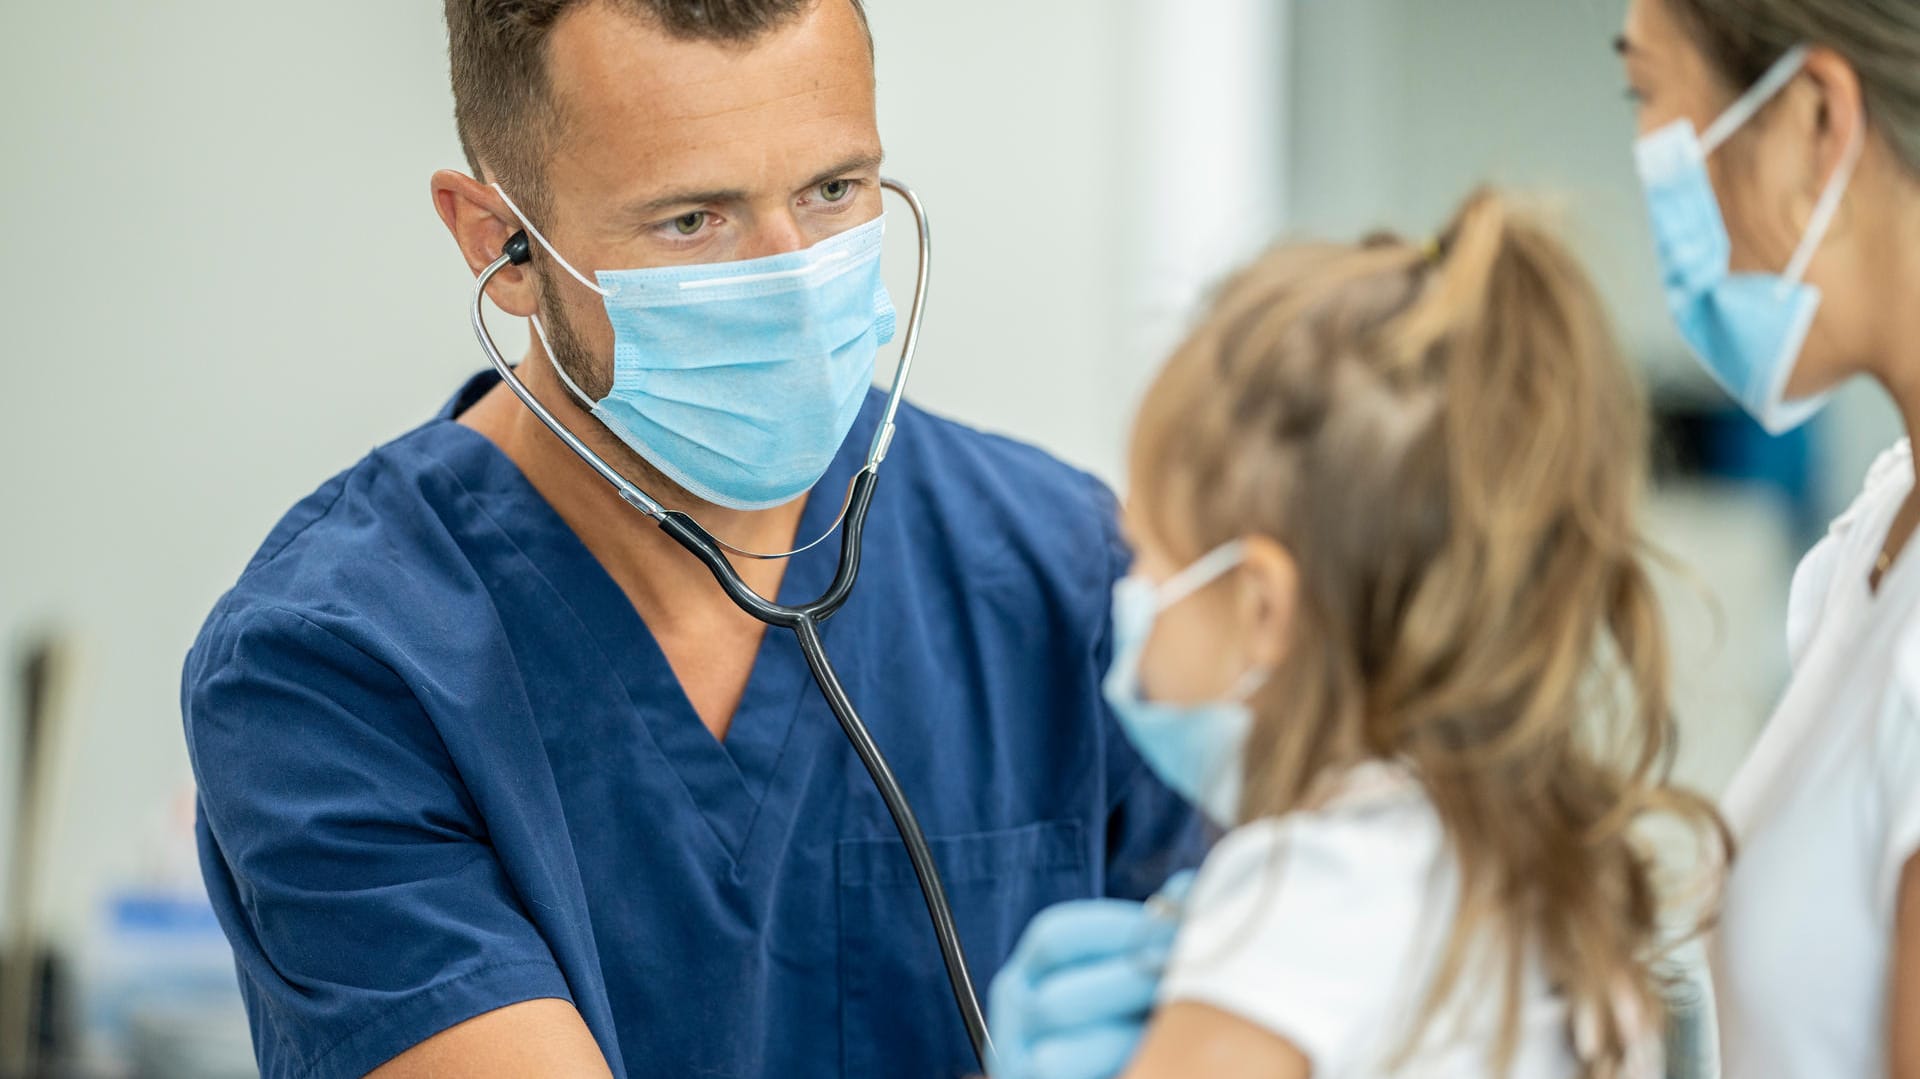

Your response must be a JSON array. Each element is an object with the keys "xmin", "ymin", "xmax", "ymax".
[{"xmin": 988, "ymin": 871, "xmax": 1197, "ymax": 1079}]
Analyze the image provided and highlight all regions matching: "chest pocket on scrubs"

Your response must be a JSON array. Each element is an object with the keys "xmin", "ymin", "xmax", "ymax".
[{"xmin": 837, "ymin": 819, "xmax": 1089, "ymax": 1077}]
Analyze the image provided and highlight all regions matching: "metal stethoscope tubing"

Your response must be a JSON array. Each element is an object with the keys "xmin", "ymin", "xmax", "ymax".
[{"xmin": 468, "ymin": 179, "xmax": 994, "ymax": 1068}]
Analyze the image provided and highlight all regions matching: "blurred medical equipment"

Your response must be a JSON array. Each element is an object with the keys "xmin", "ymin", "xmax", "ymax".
[
  {"xmin": 77, "ymin": 891, "xmax": 253, "ymax": 1079},
  {"xmin": 468, "ymin": 179, "xmax": 996, "ymax": 1067},
  {"xmin": 3, "ymin": 643, "xmax": 254, "ymax": 1079},
  {"xmin": 1660, "ymin": 945, "xmax": 1720, "ymax": 1079},
  {"xmin": 3, "ymin": 635, "xmax": 75, "ymax": 1078}
]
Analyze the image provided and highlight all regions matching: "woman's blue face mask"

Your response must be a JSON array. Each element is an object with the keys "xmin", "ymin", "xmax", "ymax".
[
  {"xmin": 498, "ymin": 184, "xmax": 895, "ymax": 511},
  {"xmin": 1634, "ymin": 44, "xmax": 1862, "ymax": 435}
]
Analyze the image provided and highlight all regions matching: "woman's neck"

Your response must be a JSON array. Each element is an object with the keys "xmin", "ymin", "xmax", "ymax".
[{"xmin": 1859, "ymin": 180, "xmax": 1920, "ymax": 585}]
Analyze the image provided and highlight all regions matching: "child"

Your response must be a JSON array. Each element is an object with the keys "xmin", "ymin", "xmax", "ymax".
[{"xmin": 991, "ymin": 190, "xmax": 1723, "ymax": 1079}]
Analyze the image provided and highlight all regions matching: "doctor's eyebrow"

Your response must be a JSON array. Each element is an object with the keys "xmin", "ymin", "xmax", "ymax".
[
  {"xmin": 615, "ymin": 152, "xmax": 885, "ymax": 223},
  {"xmin": 622, "ymin": 185, "xmax": 752, "ymax": 220},
  {"xmin": 798, "ymin": 151, "xmax": 886, "ymax": 193},
  {"xmin": 1614, "ymin": 34, "xmax": 1637, "ymax": 56}
]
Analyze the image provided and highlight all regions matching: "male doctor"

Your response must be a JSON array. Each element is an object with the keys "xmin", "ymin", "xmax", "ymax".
[{"xmin": 181, "ymin": 1, "xmax": 1202, "ymax": 1076}]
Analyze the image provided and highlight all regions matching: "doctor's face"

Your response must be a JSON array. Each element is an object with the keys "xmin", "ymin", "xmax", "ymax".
[{"xmin": 529, "ymin": 0, "xmax": 884, "ymax": 396}]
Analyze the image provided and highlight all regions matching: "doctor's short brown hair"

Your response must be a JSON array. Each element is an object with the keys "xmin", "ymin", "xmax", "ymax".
[{"xmin": 444, "ymin": 0, "xmax": 871, "ymax": 214}]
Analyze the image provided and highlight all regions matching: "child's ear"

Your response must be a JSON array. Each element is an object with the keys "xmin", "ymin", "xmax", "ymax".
[{"xmin": 1238, "ymin": 537, "xmax": 1299, "ymax": 670}]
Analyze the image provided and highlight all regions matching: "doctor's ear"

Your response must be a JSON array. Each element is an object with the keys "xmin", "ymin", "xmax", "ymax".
[
  {"xmin": 431, "ymin": 168, "xmax": 541, "ymax": 318},
  {"xmin": 1235, "ymin": 536, "xmax": 1300, "ymax": 670}
]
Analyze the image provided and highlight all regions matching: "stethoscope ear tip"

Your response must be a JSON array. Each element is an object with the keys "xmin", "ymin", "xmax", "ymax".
[{"xmin": 504, "ymin": 229, "xmax": 532, "ymax": 267}]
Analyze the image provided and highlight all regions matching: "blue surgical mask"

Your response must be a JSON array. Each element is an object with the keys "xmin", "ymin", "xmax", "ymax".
[
  {"xmin": 1634, "ymin": 44, "xmax": 1862, "ymax": 435},
  {"xmin": 498, "ymin": 185, "xmax": 896, "ymax": 510},
  {"xmin": 1102, "ymin": 541, "xmax": 1267, "ymax": 827}
]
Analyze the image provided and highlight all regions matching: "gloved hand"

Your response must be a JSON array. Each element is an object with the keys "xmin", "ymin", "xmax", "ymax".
[{"xmin": 987, "ymin": 870, "xmax": 1197, "ymax": 1079}]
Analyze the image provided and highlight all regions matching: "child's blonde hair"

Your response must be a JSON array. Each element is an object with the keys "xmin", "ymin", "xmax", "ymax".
[{"xmin": 1130, "ymin": 189, "xmax": 1726, "ymax": 1076}]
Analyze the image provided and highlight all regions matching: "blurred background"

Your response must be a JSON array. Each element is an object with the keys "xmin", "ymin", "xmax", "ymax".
[{"xmin": 0, "ymin": 0, "xmax": 1901, "ymax": 1074}]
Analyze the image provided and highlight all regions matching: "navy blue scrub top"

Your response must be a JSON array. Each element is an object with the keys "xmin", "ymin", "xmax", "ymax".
[{"xmin": 183, "ymin": 372, "xmax": 1206, "ymax": 1079}]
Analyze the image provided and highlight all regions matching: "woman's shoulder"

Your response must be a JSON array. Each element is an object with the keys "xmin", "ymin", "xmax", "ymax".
[{"xmin": 1789, "ymin": 440, "xmax": 1914, "ymax": 664}]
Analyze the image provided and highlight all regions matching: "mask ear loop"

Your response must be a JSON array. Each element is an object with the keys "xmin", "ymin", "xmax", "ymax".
[
  {"xmin": 707, "ymin": 479, "xmax": 868, "ymax": 561},
  {"xmin": 530, "ymin": 316, "xmax": 599, "ymax": 412},
  {"xmin": 1227, "ymin": 666, "xmax": 1272, "ymax": 704},
  {"xmin": 492, "ymin": 183, "xmax": 611, "ymax": 298},
  {"xmin": 1154, "ymin": 540, "xmax": 1250, "ymax": 609},
  {"xmin": 1701, "ymin": 44, "xmax": 1811, "ymax": 155},
  {"xmin": 1152, "ymin": 540, "xmax": 1275, "ymax": 700},
  {"xmin": 524, "ymin": 313, "xmax": 866, "ymax": 561},
  {"xmin": 1779, "ymin": 117, "xmax": 1865, "ymax": 293}
]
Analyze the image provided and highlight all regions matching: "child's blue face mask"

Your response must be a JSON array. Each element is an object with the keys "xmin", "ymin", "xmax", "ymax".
[
  {"xmin": 1102, "ymin": 541, "xmax": 1267, "ymax": 827},
  {"xmin": 498, "ymin": 184, "xmax": 895, "ymax": 510},
  {"xmin": 1634, "ymin": 44, "xmax": 1862, "ymax": 435}
]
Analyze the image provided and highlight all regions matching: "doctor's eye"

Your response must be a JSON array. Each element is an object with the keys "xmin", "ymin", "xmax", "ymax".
[
  {"xmin": 672, "ymin": 211, "xmax": 709, "ymax": 236},
  {"xmin": 819, "ymin": 179, "xmax": 854, "ymax": 203}
]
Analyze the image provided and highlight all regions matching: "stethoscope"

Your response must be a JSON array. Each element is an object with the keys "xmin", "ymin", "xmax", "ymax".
[{"xmin": 468, "ymin": 179, "xmax": 993, "ymax": 1068}]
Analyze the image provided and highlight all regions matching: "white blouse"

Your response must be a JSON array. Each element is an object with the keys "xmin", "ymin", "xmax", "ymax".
[{"xmin": 1715, "ymin": 440, "xmax": 1920, "ymax": 1078}]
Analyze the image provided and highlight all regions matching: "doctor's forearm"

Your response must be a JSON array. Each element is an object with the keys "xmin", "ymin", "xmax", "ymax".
[{"xmin": 366, "ymin": 998, "xmax": 615, "ymax": 1079}]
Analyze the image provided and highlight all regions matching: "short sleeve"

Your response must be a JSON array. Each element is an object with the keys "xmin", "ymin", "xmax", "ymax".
[
  {"xmin": 185, "ymin": 607, "xmax": 573, "ymax": 1079},
  {"xmin": 1158, "ymin": 799, "xmax": 1444, "ymax": 1074}
]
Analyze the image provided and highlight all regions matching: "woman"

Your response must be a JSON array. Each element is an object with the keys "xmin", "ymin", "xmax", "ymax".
[{"xmin": 1619, "ymin": 0, "xmax": 1920, "ymax": 1074}]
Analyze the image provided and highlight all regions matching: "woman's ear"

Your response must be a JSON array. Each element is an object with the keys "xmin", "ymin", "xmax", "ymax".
[
  {"xmin": 1799, "ymin": 46, "xmax": 1867, "ymax": 215},
  {"xmin": 1237, "ymin": 536, "xmax": 1299, "ymax": 670}
]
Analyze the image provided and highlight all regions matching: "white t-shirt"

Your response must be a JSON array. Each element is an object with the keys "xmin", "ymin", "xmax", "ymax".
[
  {"xmin": 1158, "ymin": 762, "xmax": 1609, "ymax": 1077},
  {"xmin": 1715, "ymin": 440, "xmax": 1920, "ymax": 1078}
]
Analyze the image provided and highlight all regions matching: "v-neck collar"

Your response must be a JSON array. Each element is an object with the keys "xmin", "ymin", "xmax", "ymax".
[
  {"xmin": 424, "ymin": 370, "xmax": 880, "ymax": 866},
  {"xmin": 1835, "ymin": 453, "xmax": 1920, "ymax": 620}
]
